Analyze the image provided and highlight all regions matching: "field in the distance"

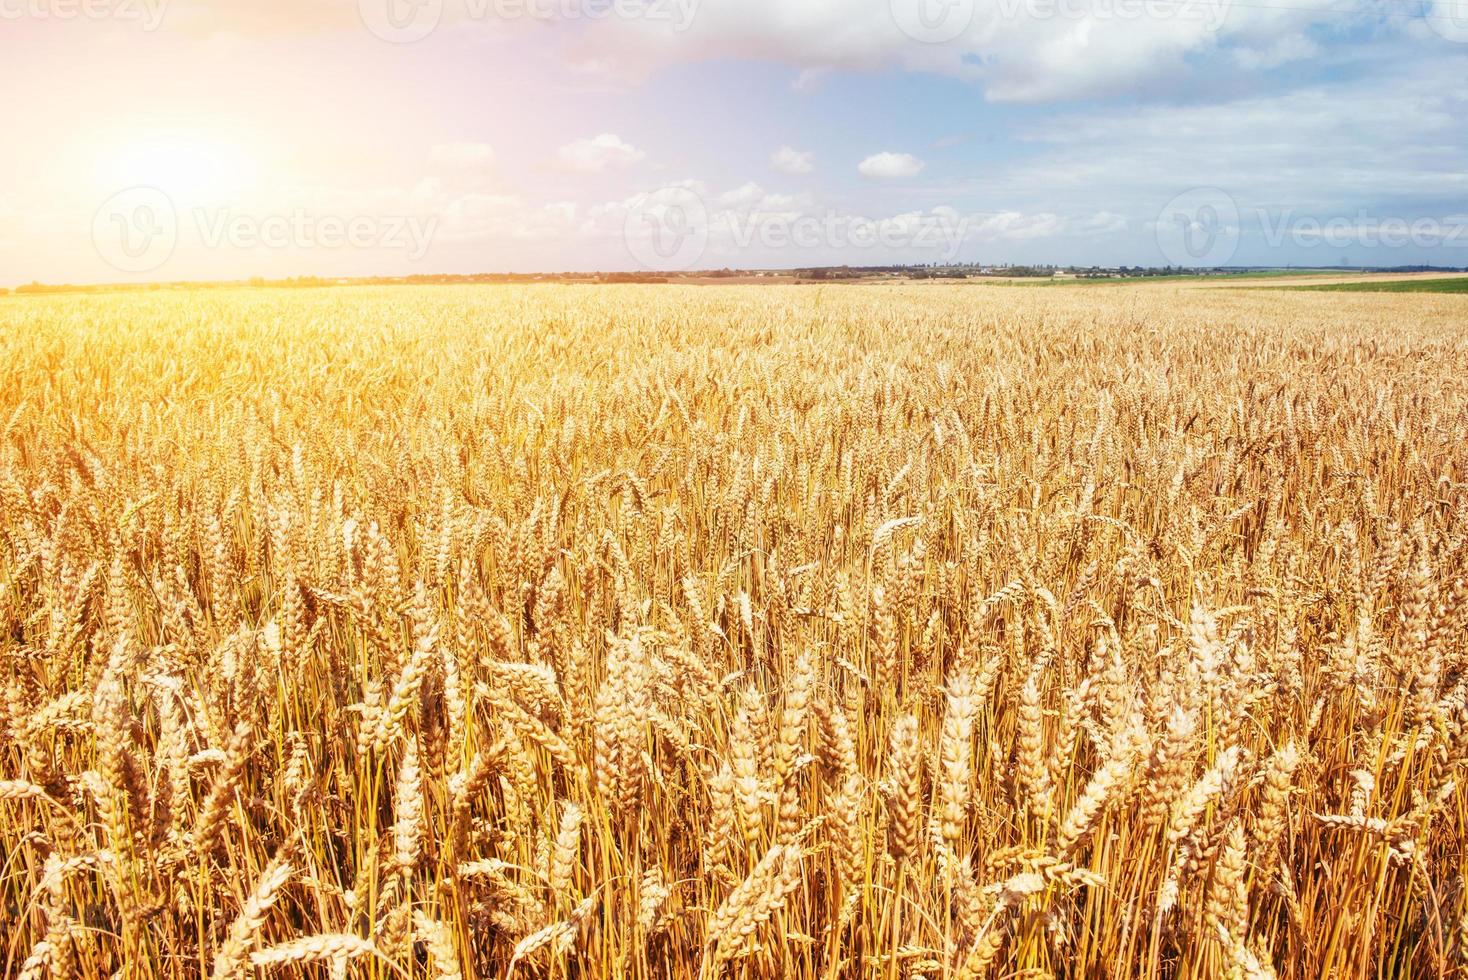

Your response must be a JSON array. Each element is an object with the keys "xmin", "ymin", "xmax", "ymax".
[
  {"xmin": 2, "ymin": 283, "xmax": 1466, "ymax": 979},
  {"xmin": 1211, "ymin": 271, "xmax": 1468, "ymax": 291},
  {"xmin": 1275, "ymin": 277, "xmax": 1468, "ymax": 294}
]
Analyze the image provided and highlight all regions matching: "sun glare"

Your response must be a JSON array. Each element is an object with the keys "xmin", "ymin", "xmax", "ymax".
[{"xmin": 96, "ymin": 137, "xmax": 258, "ymax": 202}]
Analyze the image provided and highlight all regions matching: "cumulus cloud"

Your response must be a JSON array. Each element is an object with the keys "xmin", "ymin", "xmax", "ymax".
[
  {"xmin": 859, "ymin": 152, "xmax": 925, "ymax": 179},
  {"xmin": 1073, "ymin": 211, "xmax": 1130, "ymax": 236},
  {"xmin": 1228, "ymin": 35, "xmax": 1319, "ymax": 71},
  {"xmin": 553, "ymin": 133, "xmax": 647, "ymax": 174},
  {"xmin": 969, "ymin": 211, "xmax": 1066, "ymax": 240},
  {"xmin": 931, "ymin": 62, "xmax": 1468, "ymax": 264},
  {"xmin": 771, "ymin": 146, "xmax": 815, "ymax": 175},
  {"xmin": 1004, "ymin": 65, "xmax": 1468, "ymax": 213},
  {"xmin": 717, "ymin": 182, "xmax": 769, "ymax": 208},
  {"xmin": 710, "ymin": 182, "xmax": 813, "ymax": 215},
  {"xmin": 121, "ymin": 0, "xmax": 1419, "ymax": 107},
  {"xmin": 103, "ymin": 0, "xmax": 1425, "ymax": 109},
  {"xmin": 557, "ymin": 0, "xmax": 1377, "ymax": 103},
  {"xmin": 588, "ymin": 180, "xmax": 983, "ymax": 266}
]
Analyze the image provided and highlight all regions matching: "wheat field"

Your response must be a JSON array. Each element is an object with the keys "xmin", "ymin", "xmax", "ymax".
[{"xmin": 1, "ymin": 283, "xmax": 1466, "ymax": 979}]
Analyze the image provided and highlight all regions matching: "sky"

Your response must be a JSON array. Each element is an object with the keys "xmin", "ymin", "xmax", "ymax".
[{"xmin": 1, "ymin": 0, "xmax": 1466, "ymax": 283}]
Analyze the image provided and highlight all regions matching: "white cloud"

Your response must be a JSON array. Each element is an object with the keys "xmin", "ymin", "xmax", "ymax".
[
  {"xmin": 562, "ymin": 0, "xmax": 1383, "ymax": 104},
  {"xmin": 925, "ymin": 62, "xmax": 1468, "ymax": 264},
  {"xmin": 128, "ymin": 0, "xmax": 1410, "ymax": 108},
  {"xmin": 1073, "ymin": 211, "xmax": 1130, "ymax": 236},
  {"xmin": 718, "ymin": 182, "xmax": 767, "ymax": 208},
  {"xmin": 771, "ymin": 146, "xmax": 815, "ymax": 175},
  {"xmin": 970, "ymin": 211, "xmax": 1066, "ymax": 240},
  {"xmin": 709, "ymin": 183, "xmax": 814, "ymax": 216},
  {"xmin": 428, "ymin": 142, "xmax": 497, "ymax": 173},
  {"xmin": 553, "ymin": 133, "xmax": 646, "ymax": 174},
  {"xmin": 1005, "ymin": 66, "xmax": 1468, "ymax": 210},
  {"xmin": 589, "ymin": 181, "xmax": 981, "ymax": 265},
  {"xmin": 587, "ymin": 180, "xmax": 708, "ymax": 229},
  {"xmin": 859, "ymin": 152, "xmax": 925, "ymax": 179},
  {"xmin": 1229, "ymin": 35, "xmax": 1318, "ymax": 71}
]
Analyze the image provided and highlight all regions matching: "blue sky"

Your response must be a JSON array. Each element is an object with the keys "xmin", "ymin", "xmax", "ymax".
[{"xmin": 1, "ymin": 0, "xmax": 1465, "ymax": 282}]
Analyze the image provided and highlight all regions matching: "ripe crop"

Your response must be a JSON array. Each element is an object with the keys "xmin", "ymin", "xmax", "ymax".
[{"xmin": 2, "ymin": 283, "xmax": 1466, "ymax": 978}]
